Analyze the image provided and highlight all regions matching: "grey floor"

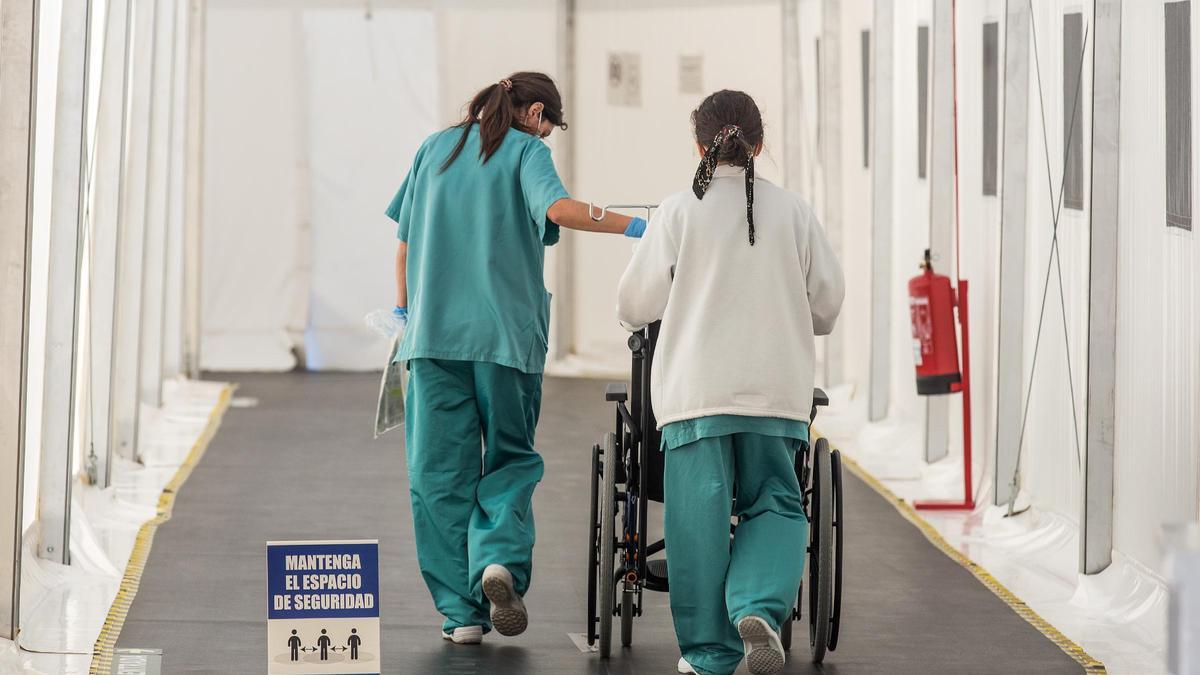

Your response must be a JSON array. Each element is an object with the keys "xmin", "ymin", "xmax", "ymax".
[{"xmin": 117, "ymin": 372, "xmax": 1086, "ymax": 674}]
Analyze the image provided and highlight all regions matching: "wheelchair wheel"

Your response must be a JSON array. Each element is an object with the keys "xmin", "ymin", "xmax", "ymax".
[
  {"xmin": 586, "ymin": 443, "xmax": 600, "ymax": 647},
  {"xmin": 598, "ymin": 432, "xmax": 619, "ymax": 658},
  {"xmin": 808, "ymin": 438, "xmax": 834, "ymax": 663},
  {"xmin": 828, "ymin": 448, "xmax": 844, "ymax": 651},
  {"xmin": 620, "ymin": 589, "xmax": 634, "ymax": 647}
]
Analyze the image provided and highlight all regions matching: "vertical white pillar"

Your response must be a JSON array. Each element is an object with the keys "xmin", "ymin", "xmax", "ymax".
[
  {"xmin": 821, "ymin": 0, "xmax": 844, "ymax": 385},
  {"xmin": 138, "ymin": 0, "xmax": 177, "ymax": 410},
  {"xmin": 162, "ymin": 0, "xmax": 189, "ymax": 380},
  {"xmin": 0, "ymin": 0, "xmax": 39, "ymax": 638},
  {"xmin": 1082, "ymin": 0, "xmax": 1121, "ymax": 575},
  {"xmin": 111, "ymin": 0, "xmax": 159, "ymax": 462},
  {"xmin": 869, "ymin": 0, "xmax": 894, "ymax": 422},
  {"xmin": 995, "ymin": 0, "xmax": 1031, "ymax": 506},
  {"xmin": 925, "ymin": 0, "xmax": 955, "ymax": 463},
  {"xmin": 88, "ymin": 0, "xmax": 134, "ymax": 488},
  {"xmin": 182, "ymin": 0, "xmax": 205, "ymax": 379},
  {"xmin": 782, "ymin": 0, "xmax": 802, "ymax": 191},
  {"xmin": 553, "ymin": 0, "xmax": 576, "ymax": 362},
  {"xmin": 38, "ymin": 0, "xmax": 95, "ymax": 564}
]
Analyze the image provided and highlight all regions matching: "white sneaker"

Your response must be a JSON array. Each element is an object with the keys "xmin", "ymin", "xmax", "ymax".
[
  {"xmin": 737, "ymin": 615, "xmax": 785, "ymax": 674},
  {"xmin": 440, "ymin": 625, "xmax": 483, "ymax": 644},
  {"xmin": 676, "ymin": 656, "xmax": 698, "ymax": 673},
  {"xmin": 481, "ymin": 564, "xmax": 528, "ymax": 636}
]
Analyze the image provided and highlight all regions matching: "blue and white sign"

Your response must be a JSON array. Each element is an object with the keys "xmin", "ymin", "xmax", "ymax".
[{"xmin": 266, "ymin": 540, "xmax": 381, "ymax": 674}]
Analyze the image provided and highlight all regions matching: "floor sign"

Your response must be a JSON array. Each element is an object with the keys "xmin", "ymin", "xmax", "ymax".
[{"xmin": 267, "ymin": 540, "xmax": 381, "ymax": 674}]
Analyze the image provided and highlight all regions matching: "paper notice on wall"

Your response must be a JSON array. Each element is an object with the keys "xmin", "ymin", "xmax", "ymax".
[
  {"xmin": 607, "ymin": 52, "xmax": 642, "ymax": 107},
  {"xmin": 267, "ymin": 540, "xmax": 381, "ymax": 674},
  {"xmin": 679, "ymin": 54, "xmax": 704, "ymax": 95}
]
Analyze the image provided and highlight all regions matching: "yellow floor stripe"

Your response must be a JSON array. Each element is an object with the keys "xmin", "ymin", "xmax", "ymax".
[
  {"xmin": 817, "ymin": 432, "xmax": 1107, "ymax": 673},
  {"xmin": 89, "ymin": 385, "xmax": 235, "ymax": 675}
]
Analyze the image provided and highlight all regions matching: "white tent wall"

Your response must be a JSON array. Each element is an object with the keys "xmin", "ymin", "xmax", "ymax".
[
  {"xmin": 833, "ymin": 0, "xmax": 871, "ymax": 394},
  {"xmin": 200, "ymin": 5, "xmax": 311, "ymax": 371},
  {"xmin": 301, "ymin": 8, "xmax": 438, "ymax": 371},
  {"xmin": 567, "ymin": 0, "xmax": 785, "ymax": 373},
  {"xmin": 201, "ymin": 0, "xmax": 558, "ymax": 371},
  {"xmin": 1018, "ymin": 1, "xmax": 1094, "ymax": 524},
  {"xmin": 1113, "ymin": 0, "xmax": 1200, "ymax": 576}
]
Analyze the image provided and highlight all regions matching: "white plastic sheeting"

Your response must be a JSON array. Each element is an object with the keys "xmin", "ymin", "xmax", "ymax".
[
  {"xmin": 1113, "ymin": 1, "xmax": 1200, "ymax": 577},
  {"xmin": 2, "ymin": 379, "xmax": 227, "ymax": 674},
  {"xmin": 818, "ymin": 399, "xmax": 1168, "ymax": 674}
]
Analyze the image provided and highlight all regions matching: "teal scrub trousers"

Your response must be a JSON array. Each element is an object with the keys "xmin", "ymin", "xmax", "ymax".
[
  {"xmin": 664, "ymin": 433, "xmax": 809, "ymax": 675},
  {"xmin": 404, "ymin": 358, "xmax": 544, "ymax": 632}
]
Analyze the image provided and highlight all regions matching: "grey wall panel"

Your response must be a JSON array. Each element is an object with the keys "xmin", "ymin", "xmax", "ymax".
[
  {"xmin": 995, "ymin": 0, "xmax": 1030, "ymax": 506},
  {"xmin": 870, "ymin": 1, "xmax": 894, "ymax": 422},
  {"xmin": 0, "ymin": 0, "xmax": 38, "ymax": 639},
  {"xmin": 1165, "ymin": 1, "xmax": 1192, "ymax": 230},
  {"xmin": 1082, "ymin": 0, "xmax": 1121, "ymax": 576}
]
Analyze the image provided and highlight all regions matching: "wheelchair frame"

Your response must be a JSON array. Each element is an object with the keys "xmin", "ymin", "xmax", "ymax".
[{"xmin": 586, "ymin": 322, "xmax": 845, "ymax": 664}]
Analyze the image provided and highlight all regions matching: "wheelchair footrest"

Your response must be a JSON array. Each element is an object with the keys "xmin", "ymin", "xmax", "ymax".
[{"xmin": 646, "ymin": 558, "xmax": 669, "ymax": 585}]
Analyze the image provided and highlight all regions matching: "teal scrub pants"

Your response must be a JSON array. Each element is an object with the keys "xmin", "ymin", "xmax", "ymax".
[
  {"xmin": 663, "ymin": 433, "xmax": 808, "ymax": 675},
  {"xmin": 404, "ymin": 358, "xmax": 544, "ymax": 632}
]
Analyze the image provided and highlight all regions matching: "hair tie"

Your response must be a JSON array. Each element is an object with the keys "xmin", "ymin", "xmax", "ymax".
[
  {"xmin": 499, "ymin": 78, "xmax": 513, "ymax": 92},
  {"xmin": 691, "ymin": 123, "xmax": 756, "ymax": 245}
]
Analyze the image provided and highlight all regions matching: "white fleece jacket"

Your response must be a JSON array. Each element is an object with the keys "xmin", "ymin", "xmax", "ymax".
[{"xmin": 616, "ymin": 165, "xmax": 845, "ymax": 428}]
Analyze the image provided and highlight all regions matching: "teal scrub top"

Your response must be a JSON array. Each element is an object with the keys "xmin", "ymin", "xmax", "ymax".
[
  {"xmin": 661, "ymin": 415, "xmax": 810, "ymax": 451},
  {"xmin": 386, "ymin": 125, "xmax": 569, "ymax": 374}
]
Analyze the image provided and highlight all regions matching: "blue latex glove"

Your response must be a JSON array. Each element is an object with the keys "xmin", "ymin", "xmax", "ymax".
[
  {"xmin": 393, "ymin": 306, "xmax": 408, "ymax": 323},
  {"xmin": 624, "ymin": 217, "xmax": 647, "ymax": 239}
]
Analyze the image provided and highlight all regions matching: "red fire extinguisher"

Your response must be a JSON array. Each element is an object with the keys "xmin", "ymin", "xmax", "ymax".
[{"xmin": 908, "ymin": 249, "xmax": 962, "ymax": 395}]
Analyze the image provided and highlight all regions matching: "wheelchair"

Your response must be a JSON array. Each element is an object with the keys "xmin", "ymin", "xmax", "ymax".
[{"xmin": 586, "ymin": 322, "xmax": 845, "ymax": 664}]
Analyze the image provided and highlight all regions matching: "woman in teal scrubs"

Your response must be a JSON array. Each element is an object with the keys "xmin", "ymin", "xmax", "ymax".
[{"xmin": 386, "ymin": 72, "xmax": 643, "ymax": 645}]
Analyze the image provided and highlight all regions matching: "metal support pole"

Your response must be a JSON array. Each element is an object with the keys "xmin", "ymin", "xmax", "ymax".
[
  {"xmin": 994, "ymin": 0, "xmax": 1031, "ymax": 506},
  {"xmin": 162, "ymin": 0, "xmax": 190, "ymax": 380},
  {"xmin": 820, "ymin": 0, "xmax": 844, "ymax": 385},
  {"xmin": 1081, "ymin": 0, "xmax": 1121, "ymax": 575},
  {"xmin": 0, "ymin": 0, "xmax": 39, "ymax": 639},
  {"xmin": 869, "ymin": 0, "xmax": 894, "ymax": 422},
  {"xmin": 182, "ymin": 0, "xmax": 205, "ymax": 379},
  {"xmin": 38, "ymin": 0, "xmax": 95, "ymax": 565},
  {"xmin": 111, "ymin": 0, "xmax": 159, "ymax": 462},
  {"xmin": 88, "ymin": 0, "xmax": 134, "ymax": 489},
  {"xmin": 138, "ymin": 0, "xmax": 177, "ymax": 410},
  {"xmin": 925, "ymin": 0, "xmax": 955, "ymax": 463},
  {"xmin": 552, "ymin": 0, "xmax": 576, "ymax": 362}
]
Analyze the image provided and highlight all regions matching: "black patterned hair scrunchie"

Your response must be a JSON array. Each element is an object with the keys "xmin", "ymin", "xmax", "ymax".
[{"xmin": 692, "ymin": 124, "xmax": 756, "ymax": 245}]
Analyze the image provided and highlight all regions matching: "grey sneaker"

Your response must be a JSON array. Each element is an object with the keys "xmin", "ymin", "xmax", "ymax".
[
  {"xmin": 737, "ymin": 615, "xmax": 785, "ymax": 674},
  {"xmin": 481, "ymin": 564, "xmax": 528, "ymax": 636},
  {"xmin": 676, "ymin": 656, "xmax": 698, "ymax": 673}
]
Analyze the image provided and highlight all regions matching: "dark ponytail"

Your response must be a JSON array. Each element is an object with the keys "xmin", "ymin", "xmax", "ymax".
[
  {"xmin": 690, "ymin": 90, "xmax": 764, "ymax": 245},
  {"xmin": 440, "ymin": 72, "xmax": 567, "ymax": 172}
]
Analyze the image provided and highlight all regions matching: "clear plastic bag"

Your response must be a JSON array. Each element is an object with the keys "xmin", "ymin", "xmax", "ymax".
[
  {"xmin": 375, "ymin": 336, "xmax": 406, "ymax": 438},
  {"xmin": 365, "ymin": 308, "xmax": 406, "ymax": 339}
]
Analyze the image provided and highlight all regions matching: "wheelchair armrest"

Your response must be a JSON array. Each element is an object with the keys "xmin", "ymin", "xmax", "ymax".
[
  {"xmin": 812, "ymin": 388, "xmax": 829, "ymax": 408},
  {"xmin": 606, "ymin": 383, "xmax": 629, "ymax": 402}
]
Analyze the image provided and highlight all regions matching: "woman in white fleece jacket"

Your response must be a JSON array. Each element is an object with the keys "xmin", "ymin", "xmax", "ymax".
[{"xmin": 616, "ymin": 90, "xmax": 844, "ymax": 675}]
